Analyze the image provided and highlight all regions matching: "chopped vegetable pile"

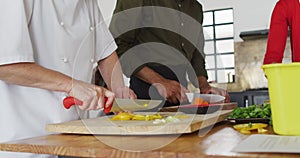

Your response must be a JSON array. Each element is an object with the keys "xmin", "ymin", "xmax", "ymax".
[
  {"xmin": 229, "ymin": 103, "xmax": 271, "ymax": 118},
  {"xmin": 111, "ymin": 112, "xmax": 162, "ymax": 121},
  {"xmin": 228, "ymin": 103, "xmax": 272, "ymax": 125},
  {"xmin": 153, "ymin": 116, "xmax": 181, "ymax": 124},
  {"xmin": 110, "ymin": 112, "xmax": 189, "ymax": 124},
  {"xmin": 193, "ymin": 97, "xmax": 209, "ymax": 105}
]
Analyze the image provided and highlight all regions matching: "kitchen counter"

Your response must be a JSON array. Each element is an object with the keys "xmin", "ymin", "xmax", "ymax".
[{"xmin": 0, "ymin": 121, "xmax": 299, "ymax": 158}]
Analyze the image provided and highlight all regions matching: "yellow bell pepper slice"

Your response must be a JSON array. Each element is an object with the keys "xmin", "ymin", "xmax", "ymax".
[
  {"xmin": 131, "ymin": 114, "xmax": 146, "ymax": 120},
  {"xmin": 233, "ymin": 123, "xmax": 267, "ymax": 130},
  {"xmin": 257, "ymin": 128, "xmax": 268, "ymax": 133},
  {"xmin": 111, "ymin": 112, "xmax": 133, "ymax": 121},
  {"xmin": 111, "ymin": 113, "xmax": 163, "ymax": 121},
  {"xmin": 239, "ymin": 128, "xmax": 251, "ymax": 134},
  {"xmin": 233, "ymin": 123, "xmax": 268, "ymax": 134}
]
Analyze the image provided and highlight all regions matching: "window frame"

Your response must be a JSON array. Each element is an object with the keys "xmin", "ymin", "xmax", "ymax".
[{"xmin": 203, "ymin": 8, "xmax": 235, "ymax": 83}]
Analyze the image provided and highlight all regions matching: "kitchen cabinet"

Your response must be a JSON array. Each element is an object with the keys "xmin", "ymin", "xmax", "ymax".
[{"xmin": 229, "ymin": 88, "xmax": 269, "ymax": 107}]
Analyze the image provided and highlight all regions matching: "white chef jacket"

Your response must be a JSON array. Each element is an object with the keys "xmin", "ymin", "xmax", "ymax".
[{"xmin": 0, "ymin": 0, "xmax": 117, "ymax": 157}]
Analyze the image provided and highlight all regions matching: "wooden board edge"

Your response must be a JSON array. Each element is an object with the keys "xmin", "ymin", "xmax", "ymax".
[{"xmin": 46, "ymin": 110, "xmax": 233, "ymax": 135}]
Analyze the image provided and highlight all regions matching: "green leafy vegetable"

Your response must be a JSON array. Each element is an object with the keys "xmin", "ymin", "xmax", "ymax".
[{"xmin": 228, "ymin": 103, "xmax": 272, "ymax": 125}]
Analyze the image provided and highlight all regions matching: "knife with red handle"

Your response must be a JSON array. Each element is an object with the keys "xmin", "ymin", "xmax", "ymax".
[{"xmin": 63, "ymin": 96, "xmax": 113, "ymax": 114}]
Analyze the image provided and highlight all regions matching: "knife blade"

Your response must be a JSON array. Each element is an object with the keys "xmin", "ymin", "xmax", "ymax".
[{"xmin": 63, "ymin": 97, "xmax": 162, "ymax": 114}]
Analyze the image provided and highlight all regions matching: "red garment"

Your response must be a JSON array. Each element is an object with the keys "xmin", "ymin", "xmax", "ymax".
[{"xmin": 263, "ymin": 0, "xmax": 300, "ymax": 64}]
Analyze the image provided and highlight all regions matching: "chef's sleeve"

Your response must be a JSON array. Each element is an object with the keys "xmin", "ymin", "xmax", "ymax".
[
  {"xmin": 94, "ymin": 3, "xmax": 117, "ymax": 61},
  {"xmin": 263, "ymin": 1, "xmax": 288, "ymax": 64},
  {"xmin": 0, "ymin": 0, "xmax": 34, "ymax": 65}
]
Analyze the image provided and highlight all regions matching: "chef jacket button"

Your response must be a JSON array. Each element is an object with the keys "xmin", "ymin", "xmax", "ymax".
[
  {"xmin": 181, "ymin": 43, "xmax": 185, "ymax": 47},
  {"xmin": 63, "ymin": 58, "xmax": 68, "ymax": 63},
  {"xmin": 90, "ymin": 59, "xmax": 95, "ymax": 63},
  {"xmin": 90, "ymin": 26, "xmax": 95, "ymax": 31},
  {"xmin": 60, "ymin": 22, "xmax": 65, "ymax": 27},
  {"xmin": 178, "ymin": 4, "xmax": 182, "ymax": 7},
  {"xmin": 181, "ymin": 23, "xmax": 184, "ymax": 26}
]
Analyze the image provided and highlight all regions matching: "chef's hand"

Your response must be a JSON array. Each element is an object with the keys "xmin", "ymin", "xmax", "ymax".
[
  {"xmin": 153, "ymin": 79, "xmax": 189, "ymax": 104},
  {"xmin": 197, "ymin": 76, "xmax": 230, "ymax": 103},
  {"xmin": 200, "ymin": 86, "xmax": 230, "ymax": 103},
  {"xmin": 114, "ymin": 86, "xmax": 137, "ymax": 99},
  {"xmin": 68, "ymin": 79, "xmax": 115, "ymax": 110}
]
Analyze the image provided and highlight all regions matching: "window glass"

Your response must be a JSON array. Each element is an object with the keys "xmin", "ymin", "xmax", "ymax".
[
  {"xmin": 215, "ymin": 9, "xmax": 233, "ymax": 24},
  {"xmin": 216, "ymin": 39, "xmax": 234, "ymax": 53},
  {"xmin": 203, "ymin": 12, "xmax": 213, "ymax": 25},
  {"xmin": 203, "ymin": 8, "xmax": 234, "ymax": 83},
  {"xmin": 215, "ymin": 24, "xmax": 233, "ymax": 39},
  {"xmin": 217, "ymin": 69, "xmax": 235, "ymax": 83},
  {"xmin": 217, "ymin": 54, "xmax": 235, "ymax": 68},
  {"xmin": 205, "ymin": 55, "xmax": 215, "ymax": 69},
  {"xmin": 207, "ymin": 70, "xmax": 216, "ymax": 82},
  {"xmin": 204, "ymin": 41, "xmax": 214, "ymax": 55},
  {"xmin": 203, "ymin": 26, "xmax": 214, "ymax": 40}
]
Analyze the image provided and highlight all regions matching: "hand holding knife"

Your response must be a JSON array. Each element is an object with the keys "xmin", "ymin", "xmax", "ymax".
[
  {"xmin": 63, "ymin": 96, "xmax": 114, "ymax": 114},
  {"xmin": 63, "ymin": 96, "xmax": 163, "ymax": 115}
]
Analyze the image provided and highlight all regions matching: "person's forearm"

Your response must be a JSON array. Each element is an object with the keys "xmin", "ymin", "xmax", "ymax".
[
  {"xmin": 197, "ymin": 76, "xmax": 210, "ymax": 90},
  {"xmin": 0, "ymin": 63, "xmax": 72, "ymax": 93},
  {"xmin": 135, "ymin": 66, "xmax": 166, "ymax": 84},
  {"xmin": 98, "ymin": 52, "xmax": 125, "ymax": 91}
]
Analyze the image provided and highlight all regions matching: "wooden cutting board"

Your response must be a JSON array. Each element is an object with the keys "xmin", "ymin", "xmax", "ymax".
[{"xmin": 46, "ymin": 110, "xmax": 233, "ymax": 135}]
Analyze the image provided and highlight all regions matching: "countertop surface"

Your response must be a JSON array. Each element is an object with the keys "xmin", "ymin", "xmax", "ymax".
[{"xmin": 0, "ymin": 121, "xmax": 299, "ymax": 158}]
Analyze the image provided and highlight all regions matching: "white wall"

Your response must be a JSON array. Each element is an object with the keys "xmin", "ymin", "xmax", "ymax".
[
  {"xmin": 199, "ymin": 0, "xmax": 278, "ymax": 41},
  {"xmin": 98, "ymin": 0, "xmax": 278, "ymax": 41}
]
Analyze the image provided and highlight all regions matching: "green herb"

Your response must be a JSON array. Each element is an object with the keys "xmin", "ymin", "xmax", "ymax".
[
  {"xmin": 228, "ymin": 103, "xmax": 272, "ymax": 125},
  {"xmin": 248, "ymin": 122, "xmax": 253, "ymax": 128}
]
